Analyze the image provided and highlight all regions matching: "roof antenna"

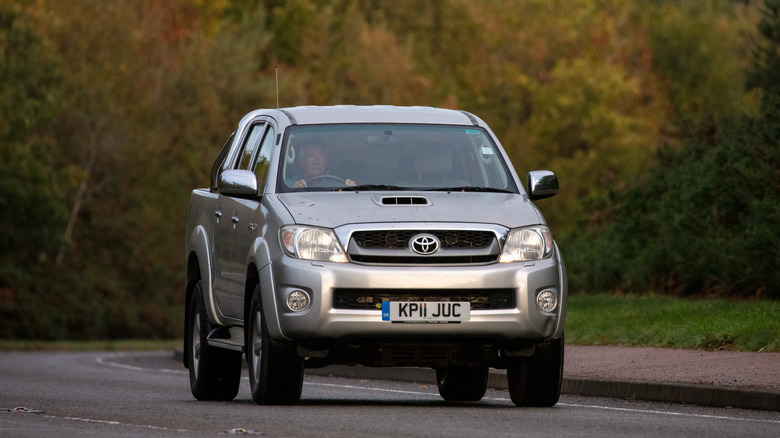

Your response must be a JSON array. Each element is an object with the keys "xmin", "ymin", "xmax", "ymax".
[{"xmin": 274, "ymin": 67, "xmax": 282, "ymax": 148}]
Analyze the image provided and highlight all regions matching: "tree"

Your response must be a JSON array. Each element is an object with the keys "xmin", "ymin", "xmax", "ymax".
[
  {"xmin": 748, "ymin": 0, "xmax": 780, "ymax": 95},
  {"xmin": 0, "ymin": 0, "xmax": 766, "ymax": 339},
  {"xmin": 563, "ymin": 0, "xmax": 780, "ymax": 299},
  {"xmin": 0, "ymin": 0, "xmax": 69, "ymax": 337}
]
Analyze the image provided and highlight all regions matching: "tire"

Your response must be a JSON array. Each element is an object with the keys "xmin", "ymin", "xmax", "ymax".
[
  {"xmin": 436, "ymin": 366, "xmax": 489, "ymax": 402},
  {"xmin": 187, "ymin": 280, "xmax": 242, "ymax": 401},
  {"xmin": 506, "ymin": 335, "xmax": 564, "ymax": 407},
  {"xmin": 247, "ymin": 285, "xmax": 304, "ymax": 405}
]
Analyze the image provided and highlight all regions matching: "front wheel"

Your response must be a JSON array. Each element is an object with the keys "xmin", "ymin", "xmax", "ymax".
[
  {"xmin": 506, "ymin": 335, "xmax": 564, "ymax": 407},
  {"xmin": 436, "ymin": 366, "xmax": 489, "ymax": 402},
  {"xmin": 247, "ymin": 285, "xmax": 304, "ymax": 405},
  {"xmin": 187, "ymin": 280, "xmax": 242, "ymax": 401}
]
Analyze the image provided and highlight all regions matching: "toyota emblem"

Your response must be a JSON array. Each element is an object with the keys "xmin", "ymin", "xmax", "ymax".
[{"xmin": 410, "ymin": 234, "xmax": 440, "ymax": 255}]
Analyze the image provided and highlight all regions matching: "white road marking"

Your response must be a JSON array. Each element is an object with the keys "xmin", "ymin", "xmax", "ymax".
[
  {"xmin": 95, "ymin": 354, "xmax": 780, "ymax": 426},
  {"xmin": 304, "ymin": 382, "xmax": 780, "ymax": 425},
  {"xmin": 305, "ymin": 381, "xmax": 441, "ymax": 397},
  {"xmin": 556, "ymin": 402, "xmax": 780, "ymax": 425},
  {"xmin": 96, "ymin": 352, "xmax": 186, "ymax": 374},
  {"xmin": 45, "ymin": 414, "xmax": 192, "ymax": 433}
]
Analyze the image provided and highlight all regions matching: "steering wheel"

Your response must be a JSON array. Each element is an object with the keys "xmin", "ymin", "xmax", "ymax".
[{"xmin": 306, "ymin": 174, "xmax": 345, "ymax": 187}]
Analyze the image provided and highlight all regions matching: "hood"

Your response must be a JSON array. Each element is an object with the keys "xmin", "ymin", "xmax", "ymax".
[{"xmin": 277, "ymin": 191, "xmax": 543, "ymax": 229}]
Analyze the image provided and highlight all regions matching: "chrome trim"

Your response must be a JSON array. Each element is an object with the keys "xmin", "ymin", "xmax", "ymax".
[{"xmin": 334, "ymin": 222, "xmax": 509, "ymax": 252}]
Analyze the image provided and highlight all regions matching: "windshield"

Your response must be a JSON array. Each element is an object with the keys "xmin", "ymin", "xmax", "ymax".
[{"xmin": 278, "ymin": 124, "xmax": 519, "ymax": 193}]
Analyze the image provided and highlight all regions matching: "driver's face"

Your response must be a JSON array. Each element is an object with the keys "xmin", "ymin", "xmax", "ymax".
[{"xmin": 299, "ymin": 144, "xmax": 327, "ymax": 177}]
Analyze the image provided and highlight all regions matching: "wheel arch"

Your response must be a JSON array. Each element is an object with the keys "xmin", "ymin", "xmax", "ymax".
[
  {"xmin": 243, "ymin": 262, "xmax": 261, "ymax": 348},
  {"xmin": 188, "ymin": 225, "xmax": 221, "ymax": 325},
  {"xmin": 245, "ymin": 236, "xmax": 286, "ymax": 341},
  {"xmin": 553, "ymin": 241, "xmax": 567, "ymax": 339},
  {"xmin": 183, "ymin": 253, "xmax": 201, "ymax": 369}
]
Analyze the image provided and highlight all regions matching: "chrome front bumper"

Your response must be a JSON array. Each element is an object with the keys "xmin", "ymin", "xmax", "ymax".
[{"xmin": 264, "ymin": 251, "xmax": 566, "ymax": 342}]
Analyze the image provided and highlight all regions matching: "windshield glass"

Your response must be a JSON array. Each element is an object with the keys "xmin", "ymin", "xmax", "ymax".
[{"xmin": 278, "ymin": 124, "xmax": 518, "ymax": 193}]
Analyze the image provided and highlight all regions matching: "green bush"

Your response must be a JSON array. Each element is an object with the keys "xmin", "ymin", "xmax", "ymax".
[
  {"xmin": 0, "ymin": 1, "xmax": 773, "ymax": 340},
  {"xmin": 564, "ymin": 88, "xmax": 780, "ymax": 299},
  {"xmin": 564, "ymin": 2, "xmax": 780, "ymax": 299}
]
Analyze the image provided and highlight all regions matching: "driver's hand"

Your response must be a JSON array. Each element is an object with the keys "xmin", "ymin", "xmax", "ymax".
[
  {"xmin": 293, "ymin": 179, "xmax": 307, "ymax": 188},
  {"xmin": 345, "ymin": 179, "xmax": 356, "ymax": 187}
]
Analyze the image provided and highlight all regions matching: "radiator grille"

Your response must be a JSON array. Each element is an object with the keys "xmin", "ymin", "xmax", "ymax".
[
  {"xmin": 353, "ymin": 230, "xmax": 494, "ymax": 249},
  {"xmin": 348, "ymin": 229, "xmax": 498, "ymax": 265}
]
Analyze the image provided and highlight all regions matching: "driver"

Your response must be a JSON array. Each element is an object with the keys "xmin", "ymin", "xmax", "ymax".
[{"xmin": 290, "ymin": 139, "xmax": 356, "ymax": 188}]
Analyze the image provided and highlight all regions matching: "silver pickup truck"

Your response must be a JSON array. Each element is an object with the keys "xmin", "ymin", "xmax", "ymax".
[{"xmin": 184, "ymin": 105, "xmax": 567, "ymax": 407}]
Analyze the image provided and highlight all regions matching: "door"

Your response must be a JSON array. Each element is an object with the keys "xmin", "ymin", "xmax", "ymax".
[
  {"xmin": 213, "ymin": 121, "xmax": 267, "ymax": 318},
  {"xmin": 221, "ymin": 123, "xmax": 276, "ymax": 318}
]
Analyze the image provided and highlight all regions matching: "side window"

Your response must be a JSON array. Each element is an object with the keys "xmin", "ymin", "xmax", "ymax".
[
  {"xmin": 238, "ymin": 123, "xmax": 266, "ymax": 170},
  {"xmin": 254, "ymin": 126, "xmax": 275, "ymax": 193}
]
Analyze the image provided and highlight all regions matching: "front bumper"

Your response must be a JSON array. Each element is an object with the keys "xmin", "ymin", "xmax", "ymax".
[{"xmin": 265, "ymin": 253, "xmax": 566, "ymax": 342}]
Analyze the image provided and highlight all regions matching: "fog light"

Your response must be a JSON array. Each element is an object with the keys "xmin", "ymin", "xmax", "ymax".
[
  {"xmin": 286, "ymin": 290, "xmax": 310, "ymax": 312},
  {"xmin": 536, "ymin": 290, "xmax": 557, "ymax": 313}
]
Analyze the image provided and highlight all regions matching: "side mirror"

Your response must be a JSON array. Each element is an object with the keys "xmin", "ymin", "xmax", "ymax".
[
  {"xmin": 527, "ymin": 170, "xmax": 558, "ymax": 201},
  {"xmin": 217, "ymin": 169, "xmax": 258, "ymax": 196}
]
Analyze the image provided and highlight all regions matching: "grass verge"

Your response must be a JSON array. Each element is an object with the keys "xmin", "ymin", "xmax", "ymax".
[
  {"xmin": 567, "ymin": 293, "xmax": 779, "ymax": 352},
  {"xmin": 1, "ymin": 295, "xmax": 776, "ymax": 352},
  {"xmin": 0, "ymin": 339, "xmax": 180, "ymax": 352}
]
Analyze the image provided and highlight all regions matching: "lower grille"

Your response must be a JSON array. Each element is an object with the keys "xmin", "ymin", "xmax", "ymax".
[{"xmin": 332, "ymin": 288, "xmax": 515, "ymax": 310}]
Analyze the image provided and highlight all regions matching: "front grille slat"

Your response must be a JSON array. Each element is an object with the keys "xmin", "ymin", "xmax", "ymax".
[
  {"xmin": 349, "ymin": 229, "xmax": 498, "ymax": 265},
  {"xmin": 348, "ymin": 255, "xmax": 496, "ymax": 264},
  {"xmin": 333, "ymin": 288, "xmax": 515, "ymax": 310},
  {"xmin": 354, "ymin": 230, "xmax": 494, "ymax": 249}
]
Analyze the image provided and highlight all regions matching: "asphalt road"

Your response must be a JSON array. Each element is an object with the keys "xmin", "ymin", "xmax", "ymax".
[{"xmin": 0, "ymin": 351, "xmax": 778, "ymax": 438}]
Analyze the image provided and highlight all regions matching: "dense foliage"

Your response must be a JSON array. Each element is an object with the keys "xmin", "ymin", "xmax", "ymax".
[
  {"xmin": 563, "ymin": 1, "xmax": 780, "ymax": 299},
  {"xmin": 0, "ymin": 0, "xmax": 773, "ymax": 339}
]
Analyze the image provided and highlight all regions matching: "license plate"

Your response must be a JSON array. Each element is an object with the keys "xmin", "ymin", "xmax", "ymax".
[{"xmin": 381, "ymin": 301, "xmax": 470, "ymax": 323}]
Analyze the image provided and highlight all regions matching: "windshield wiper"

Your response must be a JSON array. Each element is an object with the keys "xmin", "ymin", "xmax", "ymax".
[
  {"xmin": 339, "ymin": 184, "xmax": 413, "ymax": 192},
  {"xmin": 429, "ymin": 186, "xmax": 514, "ymax": 193}
]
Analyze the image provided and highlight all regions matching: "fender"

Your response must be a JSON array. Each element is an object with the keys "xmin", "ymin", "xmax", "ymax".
[
  {"xmin": 188, "ymin": 224, "xmax": 224, "ymax": 326},
  {"xmin": 553, "ymin": 241, "xmax": 568, "ymax": 339},
  {"xmin": 250, "ymin": 237, "xmax": 288, "ymax": 341},
  {"xmin": 258, "ymin": 263, "xmax": 288, "ymax": 341}
]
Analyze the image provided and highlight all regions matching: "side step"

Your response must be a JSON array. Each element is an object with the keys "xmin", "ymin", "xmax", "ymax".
[{"xmin": 207, "ymin": 326, "xmax": 245, "ymax": 352}]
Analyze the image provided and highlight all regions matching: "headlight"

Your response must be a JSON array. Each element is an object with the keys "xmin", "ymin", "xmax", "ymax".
[
  {"xmin": 280, "ymin": 226, "xmax": 348, "ymax": 263},
  {"xmin": 499, "ymin": 226, "xmax": 553, "ymax": 263}
]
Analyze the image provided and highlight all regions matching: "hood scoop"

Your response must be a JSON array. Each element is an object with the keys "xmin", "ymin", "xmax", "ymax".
[{"xmin": 375, "ymin": 195, "xmax": 430, "ymax": 206}]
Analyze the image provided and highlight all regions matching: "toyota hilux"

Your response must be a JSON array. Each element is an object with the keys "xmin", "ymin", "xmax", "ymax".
[{"xmin": 183, "ymin": 105, "xmax": 567, "ymax": 406}]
